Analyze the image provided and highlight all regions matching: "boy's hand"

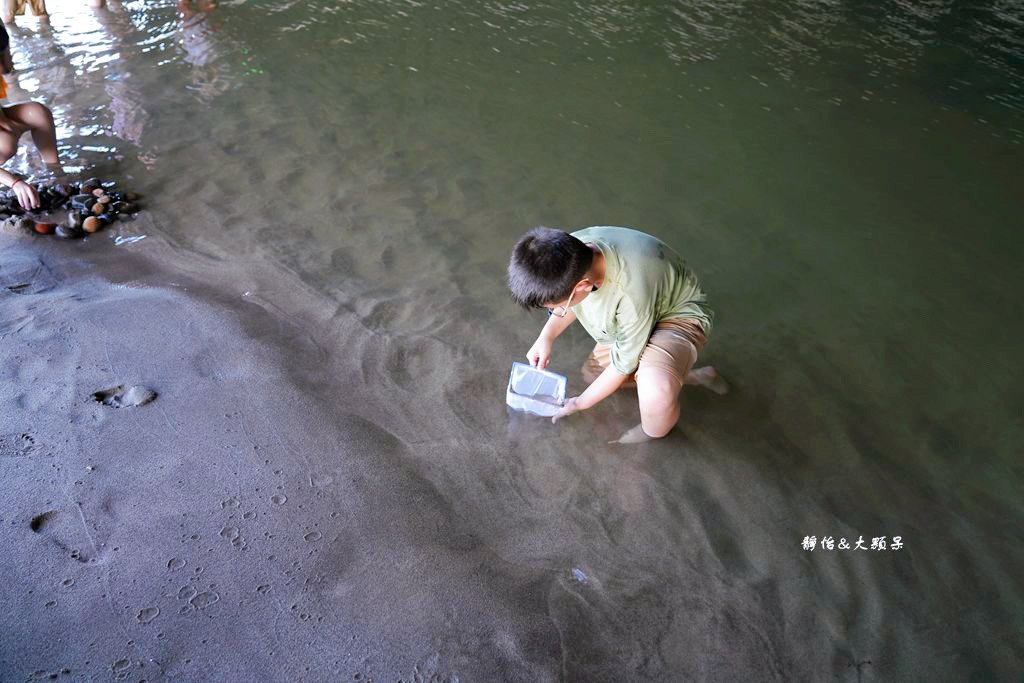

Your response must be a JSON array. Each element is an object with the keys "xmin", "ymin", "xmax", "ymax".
[
  {"xmin": 12, "ymin": 179, "xmax": 40, "ymax": 210},
  {"xmin": 527, "ymin": 336, "xmax": 553, "ymax": 368},
  {"xmin": 551, "ymin": 396, "xmax": 582, "ymax": 423}
]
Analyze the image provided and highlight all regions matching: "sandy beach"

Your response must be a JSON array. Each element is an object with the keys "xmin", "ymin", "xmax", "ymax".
[{"xmin": 1, "ymin": 230, "xmax": 570, "ymax": 680}]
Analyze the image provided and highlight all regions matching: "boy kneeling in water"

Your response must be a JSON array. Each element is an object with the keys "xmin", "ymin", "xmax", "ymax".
[{"xmin": 508, "ymin": 226, "xmax": 728, "ymax": 442}]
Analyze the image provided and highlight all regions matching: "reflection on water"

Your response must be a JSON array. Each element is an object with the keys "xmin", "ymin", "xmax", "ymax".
[{"xmin": 4, "ymin": 0, "xmax": 1023, "ymax": 678}]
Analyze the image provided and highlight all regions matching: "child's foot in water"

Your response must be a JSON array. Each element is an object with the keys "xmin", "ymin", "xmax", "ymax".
[
  {"xmin": 610, "ymin": 423, "xmax": 654, "ymax": 445},
  {"xmin": 686, "ymin": 366, "xmax": 730, "ymax": 395}
]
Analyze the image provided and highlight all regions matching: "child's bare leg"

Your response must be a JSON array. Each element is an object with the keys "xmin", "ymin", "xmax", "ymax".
[
  {"xmin": 685, "ymin": 366, "xmax": 730, "ymax": 395},
  {"xmin": 28, "ymin": 0, "xmax": 46, "ymax": 19},
  {"xmin": 0, "ymin": 128, "xmax": 19, "ymax": 164},
  {"xmin": 2, "ymin": 101, "xmax": 60, "ymax": 169},
  {"xmin": 2, "ymin": 0, "xmax": 16, "ymax": 24},
  {"xmin": 0, "ymin": 123, "xmax": 30, "ymax": 201},
  {"xmin": 634, "ymin": 366, "xmax": 683, "ymax": 439}
]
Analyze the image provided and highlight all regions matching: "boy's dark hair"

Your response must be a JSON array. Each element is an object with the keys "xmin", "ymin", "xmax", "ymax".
[{"xmin": 508, "ymin": 227, "xmax": 594, "ymax": 309}]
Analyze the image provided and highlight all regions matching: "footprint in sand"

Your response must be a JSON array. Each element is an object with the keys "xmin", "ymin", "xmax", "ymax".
[
  {"xmin": 0, "ymin": 256, "xmax": 58, "ymax": 295},
  {"xmin": 29, "ymin": 509, "xmax": 97, "ymax": 563},
  {"xmin": 0, "ymin": 432, "xmax": 39, "ymax": 458},
  {"xmin": 30, "ymin": 510, "xmax": 58, "ymax": 533},
  {"xmin": 92, "ymin": 385, "xmax": 158, "ymax": 408},
  {"xmin": 190, "ymin": 591, "xmax": 220, "ymax": 609},
  {"xmin": 137, "ymin": 607, "xmax": 160, "ymax": 624}
]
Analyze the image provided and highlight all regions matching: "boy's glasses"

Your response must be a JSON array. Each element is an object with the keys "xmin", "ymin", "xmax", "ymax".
[{"xmin": 547, "ymin": 289, "xmax": 575, "ymax": 318}]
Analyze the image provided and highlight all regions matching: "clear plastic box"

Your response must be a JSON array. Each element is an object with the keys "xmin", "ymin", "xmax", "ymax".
[{"xmin": 506, "ymin": 362, "xmax": 566, "ymax": 417}]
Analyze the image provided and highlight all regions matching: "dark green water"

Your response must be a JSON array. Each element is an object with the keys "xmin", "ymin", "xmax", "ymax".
[{"xmin": 5, "ymin": 0, "xmax": 1023, "ymax": 679}]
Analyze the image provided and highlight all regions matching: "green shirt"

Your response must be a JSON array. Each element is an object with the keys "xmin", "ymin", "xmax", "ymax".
[{"xmin": 570, "ymin": 226, "xmax": 713, "ymax": 375}]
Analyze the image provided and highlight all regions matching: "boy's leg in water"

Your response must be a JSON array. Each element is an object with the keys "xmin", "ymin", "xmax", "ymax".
[
  {"xmin": 2, "ymin": 101, "xmax": 60, "ymax": 169},
  {"xmin": 2, "ymin": 0, "xmax": 17, "ymax": 24},
  {"xmin": 0, "ymin": 106, "xmax": 25, "ymax": 164},
  {"xmin": 633, "ymin": 364, "xmax": 684, "ymax": 440},
  {"xmin": 611, "ymin": 319, "xmax": 729, "ymax": 443}
]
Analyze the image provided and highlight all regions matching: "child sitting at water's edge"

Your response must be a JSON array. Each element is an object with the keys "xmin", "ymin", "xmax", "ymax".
[
  {"xmin": 0, "ymin": 23, "xmax": 62, "ymax": 210},
  {"xmin": 0, "ymin": 98, "xmax": 62, "ymax": 210}
]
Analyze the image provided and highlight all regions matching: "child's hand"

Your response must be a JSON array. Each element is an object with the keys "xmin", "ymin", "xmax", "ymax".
[
  {"xmin": 527, "ymin": 336, "xmax": 553, "ymax": 368},
  {"xmin": 12, "ymin": 179, "xmax": 39, "ymax": 210},
  {"xmin": 551, "ymin": 396, "xmax": 582, "ymax": 423}
]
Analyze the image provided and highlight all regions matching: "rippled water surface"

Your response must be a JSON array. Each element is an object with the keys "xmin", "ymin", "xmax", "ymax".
[{"xmin": 6, "ymin": 0, "xmax": 1023, "ymax": 679}]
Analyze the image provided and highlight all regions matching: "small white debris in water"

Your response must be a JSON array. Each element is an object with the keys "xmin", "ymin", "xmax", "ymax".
[{"xmin": 571, "ymin": 567, "xmax": 588, "ymax": 584}]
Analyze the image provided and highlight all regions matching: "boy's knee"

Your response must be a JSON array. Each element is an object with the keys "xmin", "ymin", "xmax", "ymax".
[
  {"xmin": 637, "ymin": 371, "xmax": 680, "ymax": 409},
  {"xmin": 8, "ymin": 101, "xmax": 55, "ymax": 129},
  {"xmin": 26, "ymin": 101, "xmax": 55, "ymax": 124}
]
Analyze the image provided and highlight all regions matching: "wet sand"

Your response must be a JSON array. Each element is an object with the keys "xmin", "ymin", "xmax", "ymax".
[
  {"xmin": 3, "ymin": 225, "xmax": 1022, "ymax": 681},
  {"xmin": 1, "ymin": 233, "xmax": 568, "ymax": 681}
]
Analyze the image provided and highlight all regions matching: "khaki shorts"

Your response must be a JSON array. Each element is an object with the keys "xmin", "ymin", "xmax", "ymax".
[{"xmin": 582, "ymin": 318, "xmax": 707, "ymax": 388}]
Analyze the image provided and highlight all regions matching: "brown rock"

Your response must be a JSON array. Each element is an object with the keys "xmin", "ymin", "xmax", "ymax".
[
  {"xmin": 33, "ymin": 222, "xmax": 57, "ymax": 235},
  {"xmin": 83, "ymin": 216, "xmax": 102, "ymax": 233},
  {"xmin": 92, "ymin": 188, "xmax": 106, "ymax": 197},
  {"xmin": 92, "ymin": 203, "xmax": 105, "ymax": 215},
  {"xmin": 98, "ymin": 195, "xmax": 111, "ymax": 205}
]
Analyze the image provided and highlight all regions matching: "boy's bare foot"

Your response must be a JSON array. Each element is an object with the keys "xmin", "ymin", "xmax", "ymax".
[
  {"xmin": 610, "ymin": 423, "xmax": 654, "ymax": 445},
  {"xmin": 686, "ymin": 366, "xmax": 730, "ymax": 395}
]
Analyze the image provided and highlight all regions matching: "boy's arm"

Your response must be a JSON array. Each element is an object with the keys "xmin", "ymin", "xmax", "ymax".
[
  {"xmin": 0, "ymin": 166, "xmax": 40, "ymax": 210},
  {"xmin": 527, "ymin": 308, "xmax": 576, "ymax": 368},
  {"xmin": 553, "ymin": 364, "xmax": 629, "ymax": 421},
  {"xmin": 552, "ymin": 297, "xmax": 649, "ymax": 421},
  {"xmin": 539, "ymin": 308, "xmax": 576, "ymax": 341}
]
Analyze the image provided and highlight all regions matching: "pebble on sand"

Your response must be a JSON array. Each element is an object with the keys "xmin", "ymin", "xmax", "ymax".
[
  {"xmin": 55, "ymin": 224, "xmax": 83, "ymax": 239},
  {"xmin": 93, "ymin": 385, "xmax": 158, "ymax": 408},
  {"xmin": 1, "ymin": 178, "xmax": 142, "ymax": 241}
]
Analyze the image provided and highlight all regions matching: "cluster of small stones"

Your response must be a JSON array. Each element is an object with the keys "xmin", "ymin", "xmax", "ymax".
[{"xmin": 0, "ymin": 177, "xmax": 141, "ymax": 240}]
